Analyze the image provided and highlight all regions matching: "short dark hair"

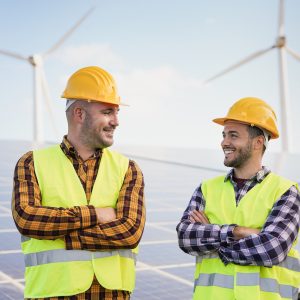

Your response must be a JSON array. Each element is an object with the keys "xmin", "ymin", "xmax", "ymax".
[
  {"xmin": 247, "ymin": 126, "xmax": 264, "ymax": 138},
  {"xmin": 247, "ymin": 125, "xmax": 269, "ymax": 154}
]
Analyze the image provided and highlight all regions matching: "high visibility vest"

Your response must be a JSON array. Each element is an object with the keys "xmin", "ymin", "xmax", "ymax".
[
  {"xmin": 193, "ymin": 173, "xmax": 300, "ymax": 300},
  {"xmin": 22, "ymin": 145, "xmax": 138, "ymax": 298}
]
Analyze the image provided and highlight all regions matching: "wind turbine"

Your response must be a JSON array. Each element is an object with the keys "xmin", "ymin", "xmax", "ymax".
[
  {"xmin": 0, "ymin": 7, "xmax": 95, "ymax": 145},
  {"xmin": 202, "ymin": 0, "xmax": 300, "ymax": 153}
]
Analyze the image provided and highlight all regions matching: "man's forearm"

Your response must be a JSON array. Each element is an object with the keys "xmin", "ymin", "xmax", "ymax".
[
  {"xmin": 232, "ymin": 226, "xmax": 260, "ymax": 240},
  {"xmin": 177, "ymin": 220, "xmax": 227, "ymax": 255},
  {"xmin": 66, "ymin": 214, "xmax": 145, "ymax": 250},
  {"xmin": 64, "ymin": 194, "xmax": 145, "ymax": 250},
  {"xmin": 12, "ymin": 201, "xmax": 98, "ymax": 239}
]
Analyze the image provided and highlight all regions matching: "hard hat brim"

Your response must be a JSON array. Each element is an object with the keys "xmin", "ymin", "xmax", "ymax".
[
  {"xmin": 61, "ymin": 95, "xmax": 129, "ymax": 106},
  {"xmin": 212, "ymin": 117, "xmax": 227, "ymax": 126},
  {"xmin": 212, "ymin": 117, "xmax": 279, "ymax": 139}
]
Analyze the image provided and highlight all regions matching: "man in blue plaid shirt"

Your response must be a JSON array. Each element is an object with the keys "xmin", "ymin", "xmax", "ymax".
[{"xmin": 177, "ymin": 97, "xmax": 300, "ymax": 300}]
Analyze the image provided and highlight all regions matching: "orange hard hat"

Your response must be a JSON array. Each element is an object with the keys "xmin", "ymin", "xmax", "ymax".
[
  {"xmin": 213, "ymin": 97, "xmax": 279, "ymax": 139},
  {"xmin": 61, "ymin": 66, "xmax": 123, "ymax": 105}
]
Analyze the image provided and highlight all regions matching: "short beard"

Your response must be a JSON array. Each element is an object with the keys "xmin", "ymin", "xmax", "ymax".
[
  {"xmin": 80, "ymin": 110, "xmax": 111, "ymax": 150},
  {"xmin": 224, "ymin": 140, "xmax": 252, "ymax": 168}
]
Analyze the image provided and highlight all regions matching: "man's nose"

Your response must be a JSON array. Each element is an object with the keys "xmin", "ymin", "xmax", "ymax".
[
  {"xmin": 221, "ymin": 136, "xmax": 229, "ymax": 147},
  {"xmin": 110, "ymin": 113, "xmax": 119, "ymax": 127}
]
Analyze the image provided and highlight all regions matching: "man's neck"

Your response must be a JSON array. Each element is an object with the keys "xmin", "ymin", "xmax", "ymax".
[
  {"xmin": 66, "ymin": 134, "xmax": 95, "ymax": 161},
  {"xmin": 233, "ymin": 160, "xmax": 262, "ymax": 179}
]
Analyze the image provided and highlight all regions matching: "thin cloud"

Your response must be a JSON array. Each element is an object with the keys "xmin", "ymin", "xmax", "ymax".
[{"xmin": 53, "ymin": 43, "xmax": 124, "ymax": 70}]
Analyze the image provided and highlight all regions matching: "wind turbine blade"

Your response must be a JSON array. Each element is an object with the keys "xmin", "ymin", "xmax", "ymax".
[
  {"xmin": 0, "ymin": 49, "xmax": 28, "ymax": 61},
  {"xmin": 43, "ymin": 6, "xmax": 95, "ymax": 57},
  {"xmin": 278, "ymin": 0, "xmax": 285, "ymax": 37},
  {"xmin": 285, "ymin": 46, "xmax": 300, "ymax": 62},
  {"xmin": 202, "ymin": 46, "xmax": 275, "ymax": 85},
  {"xmin": 40, "ymin": 65, "xmax": 60, "ymax": 139}
]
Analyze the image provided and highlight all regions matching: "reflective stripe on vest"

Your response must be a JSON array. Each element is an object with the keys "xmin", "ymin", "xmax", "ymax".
[
  {"xmin": 195, "ymin": 273, "xmax": 234, "ymax": 289},
  {"xmin": 25, "ymin": 249, "xmax": 137, "ymax": 267},
  {"xmin": 194, "ymin": 273, "xmax": 298, "ymax": 299}
]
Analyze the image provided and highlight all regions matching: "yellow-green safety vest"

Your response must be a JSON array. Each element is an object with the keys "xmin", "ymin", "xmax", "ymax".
[
  {"xmin": 193, "ymin": 173, "xmax": 300, "ymax": 300},
  {"xmin": 22, "ymin": 145, "xmax": 137, "ymax": 298}
]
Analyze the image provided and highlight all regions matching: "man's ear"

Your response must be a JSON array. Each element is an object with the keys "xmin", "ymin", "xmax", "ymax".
[
  {"xmin": 73, "ymin": 106, "xmax": 85, "ymax": 124},
  {"xmin": 253, "ymin": 135, "xmax": 264, "ymax": 151}
]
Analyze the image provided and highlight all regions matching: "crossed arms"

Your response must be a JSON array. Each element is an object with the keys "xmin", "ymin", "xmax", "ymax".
[
  {"xmin": 176, "ymin": 184, "xmax": 300, "ymax": 267},
  {"xmin": 189, "ymin": 209, "xmax": 260, "ymax": 239},
  {"xmin": 12, "ymin": 151, "xmax": 145, "ymax": 250}
]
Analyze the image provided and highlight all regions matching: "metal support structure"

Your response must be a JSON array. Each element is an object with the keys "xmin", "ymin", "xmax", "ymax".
[
  {"xmin": 278, "ymin": 47, "xmax": 292, "ymax": 152},
  {"xmin": 33, "ymin": 64, "xmax": 43, "ymax": 144}
]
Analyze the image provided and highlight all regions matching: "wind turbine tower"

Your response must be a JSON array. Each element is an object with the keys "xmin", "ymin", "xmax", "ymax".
[
  {"xmin": 0, "ymin": 7, "xmax": 95, "ymax": 145},
  {"xmin": 202, "ymin": 0, "xmax": 300, "ymax": 153}
]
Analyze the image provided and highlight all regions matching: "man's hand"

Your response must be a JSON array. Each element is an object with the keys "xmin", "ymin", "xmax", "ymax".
[
  {"xmin": 189, "ymin": 210, "xmax": 210, "ymax": 224},
  {"xmin": 95, "ymin": 207, "xmax": 117, "ymax": 224},
  {"xmin": 233, "ymin": 226, "xmax": 260, "ymax": 240}
]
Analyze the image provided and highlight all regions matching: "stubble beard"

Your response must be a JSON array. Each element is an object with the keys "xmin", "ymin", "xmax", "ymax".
[
  {"xmin": 81, "ymin": 112, "xmax": 113, "ymax": 150},
  {"xmin": 224, "ymin": 141, "xmax": 252, "ymax": 168}
]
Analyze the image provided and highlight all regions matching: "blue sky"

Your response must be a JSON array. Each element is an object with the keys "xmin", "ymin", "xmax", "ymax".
[{"xmin": 0, "ymin": 0, "xmax": 300, "ymax": 152}]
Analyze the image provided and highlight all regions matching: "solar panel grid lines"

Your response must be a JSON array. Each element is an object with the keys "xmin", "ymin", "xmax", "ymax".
[
  {"xmin": 0, "ymin": 271, "xmax": 24, "ymax": 291},
  {"xmin": 136, "ymin": 262, "xmax": 194, "ymax": 287}
]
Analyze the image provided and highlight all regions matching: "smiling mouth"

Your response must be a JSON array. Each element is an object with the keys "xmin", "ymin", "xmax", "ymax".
[
  {"xmin": 224, "ymin": 150, "xmax": 234, "ymax": 154},
  {"xmin": 223, "ymin": 149, "xmax": 235, "ymax": 156},
  {"xmin": 103, "ymin": 128, "xmax": 115, "ymax": 137}
]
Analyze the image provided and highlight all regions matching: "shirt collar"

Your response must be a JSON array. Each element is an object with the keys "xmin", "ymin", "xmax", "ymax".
[
  {"xmin": 224, "ymin": 166, "xmax": 270, "ymax": 183},
  {"xmin": 60, "ymin": 135, "xmax": 102, "ymax": 160}
]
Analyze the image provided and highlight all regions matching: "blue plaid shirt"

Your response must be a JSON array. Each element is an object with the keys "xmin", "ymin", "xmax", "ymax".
[{"xmin": 176, "ymin": 167, "xmax": 300, "ymax": 266}]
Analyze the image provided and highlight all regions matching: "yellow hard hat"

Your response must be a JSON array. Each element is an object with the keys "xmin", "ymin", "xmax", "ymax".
[
  {"xmin": 61, "ymin": 66, "xmax": 122, "ymax": 105},
  {"xmin": 213, "ymin": 97, "xmax": 279, "ymax": 139}
]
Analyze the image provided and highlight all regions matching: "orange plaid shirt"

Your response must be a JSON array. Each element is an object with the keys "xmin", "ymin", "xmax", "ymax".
[{"xmin": 12, "ymin": 137, "xmax": 145, "ymax": 300}]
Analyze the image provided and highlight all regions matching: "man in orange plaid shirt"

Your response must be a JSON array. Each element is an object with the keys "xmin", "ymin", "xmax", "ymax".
[{"xmin": 12, "ymin": 66, "xmax": 145, "ymax": 300}]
